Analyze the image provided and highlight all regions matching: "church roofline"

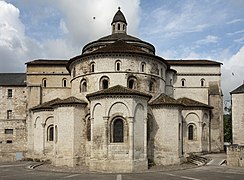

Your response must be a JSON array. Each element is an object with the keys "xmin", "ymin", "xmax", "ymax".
[
  {"xmin": 86, "ymin": 85, "xmax": 152, "ymax": 100},
  {"xmin": 230, "ymin": 83, "xmax": 244, "ymax": 94},
  {"xmin": 0, "ymin": 73, "xmax": 26, "ymax": 86},
  {"xmin": 67, "ymin": 48, "xmax": 169, "ymax": 72},
  {"xmin": 166, "ymin": 59, "xmax": 222, "ymax": 66},
  {"xmin": 26, "ymin": 59, "xmax": 68, "ymax": 66},
  {"xmin": 177, "ymin": 97, "xmax": 213, "ymax": 109}
]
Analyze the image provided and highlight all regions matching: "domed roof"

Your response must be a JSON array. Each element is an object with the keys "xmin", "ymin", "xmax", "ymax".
[
  {"xmin": 90, "ymin": 39, "xmax": 148, "ymax": 54},
  {"xmin": 111, "ymin": 8, "xmax": 127, "ymax": 25},
  {"xmin": 81, "ymin": 9, "xmax": 155, "ymax": 55}
]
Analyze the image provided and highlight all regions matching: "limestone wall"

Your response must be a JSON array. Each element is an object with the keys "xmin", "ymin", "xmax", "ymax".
[
  {"xmin": 53, "ymin": 105, "xmax": 86, "ymax": 167},
  {"xmin": 151, "ymin": 106, "xmax": 182, "ymax": 165},
  {"xmin": 182, "ymin": 109, "xmax": 210, "ymax": 154},
  {"xmin": 227, "ymin": 145, "xmax": 244, "ymax": 167},
  {"xmin": 232, "ymin": 93, "xmax": 244, "ymax": 145},
  {"xmin": 0, "ymin": 86, "xmax": 27, "ymax": 162},
  {"xmin": 70, "ymin": 55, "xmax": 167, "ymax": 98}
]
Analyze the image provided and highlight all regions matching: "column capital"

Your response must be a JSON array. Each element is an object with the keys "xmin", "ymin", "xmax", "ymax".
[
  {"xmin": 128, "ymin": 117, "xmax": 134, "ymax": 123},
  {"xmin": 41, "ymin": 123, "xmax": 45, "ymax": 128}
]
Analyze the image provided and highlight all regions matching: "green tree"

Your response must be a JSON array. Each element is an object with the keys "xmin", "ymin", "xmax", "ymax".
[{"xmin": 223, "ymin": 110, "xmax": 232, "ymax": 143}]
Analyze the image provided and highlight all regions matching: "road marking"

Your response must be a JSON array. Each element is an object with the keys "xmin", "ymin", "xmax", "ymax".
[
  {"xmin": 116, "ymin": 174, "xmax": 122, "ymax": 180},
  {"xmin": 0, "ymin": 164, "xmax": 27, "ymax": 168},
  {"xmin": 63, "ymin": 174, "xmax": 80, "ymax": 178},
  {"xmin": 163, "ymin": 173, "xmax": 201, "ymax": 180}
]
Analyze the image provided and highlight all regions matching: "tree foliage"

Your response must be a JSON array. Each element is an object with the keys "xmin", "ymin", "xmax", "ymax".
[{"xmin": 223, "ymin": 110, "xmax": 232, "ymax": 143}]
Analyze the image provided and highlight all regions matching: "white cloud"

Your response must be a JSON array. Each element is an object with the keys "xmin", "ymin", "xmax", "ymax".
[
  {"xmin": 0, "ymin": 0, "xmax": 140, "ymax": 72},
  {"xmin": 196, "ymin": 35, "xmax": 220, "ymax": 45},
  {"xmin": 226, "ymin": 18, "xmax": 242, "ymax": 24},
  {"xmin": 0, "ymin": 1, "xmax": 28, "ymax": 72},
  {"xmin": 222, "ymin": 46, "xmax": 244, "ymax": 99},
  {"xmin": 227, "ymin": 29, "xmax": 244, "ymax": 36}
]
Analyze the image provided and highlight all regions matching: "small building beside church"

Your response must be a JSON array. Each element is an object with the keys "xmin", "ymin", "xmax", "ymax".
[
  {"xmin": 227, "ymin": 82, "xmax": 244, "ymax": 167},
  {"xmin": 0, "ymin": 9, "xmax": 223, "ymax": 172}
]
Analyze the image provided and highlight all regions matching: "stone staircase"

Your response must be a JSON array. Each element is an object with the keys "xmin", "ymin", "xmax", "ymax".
[{"xmin": 187, "ymin": 154, "xmax": 209, "ymax": 166}]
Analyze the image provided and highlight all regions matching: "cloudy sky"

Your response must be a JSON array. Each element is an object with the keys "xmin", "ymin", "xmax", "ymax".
[{"xmin": 0, "ymin": 0, "xmax": 244, "ymax": 100}]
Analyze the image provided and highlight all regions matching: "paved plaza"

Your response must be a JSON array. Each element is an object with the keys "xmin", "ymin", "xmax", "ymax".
[{"xmin": 0, "ymin": 154, "xmax": 244, "ymax": 180}]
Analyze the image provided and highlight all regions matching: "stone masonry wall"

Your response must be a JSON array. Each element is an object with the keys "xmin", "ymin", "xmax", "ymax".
[{"xmin": 227, "ymin": 145, "xmax": 244, "ymax": 167}]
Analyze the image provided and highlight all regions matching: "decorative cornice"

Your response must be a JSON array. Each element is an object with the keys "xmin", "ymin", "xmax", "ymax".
[{"xmin": 176, "ymin": 73, "xmax": 221, "ymax": 76}]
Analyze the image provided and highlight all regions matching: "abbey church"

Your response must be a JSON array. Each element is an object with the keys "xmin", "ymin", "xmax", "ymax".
[{"xmin": 0, "ymin": 9, "xmax": 223, "ymax": 172}]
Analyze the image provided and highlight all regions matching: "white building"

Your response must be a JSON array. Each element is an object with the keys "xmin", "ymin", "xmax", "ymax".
[
  {"xmin": 230, "ymin": 82, "xmax": 244, "ymax": 145},
  {"xmin": 0, "ymin": 9, "xmax": 223, "ymax": 172}
]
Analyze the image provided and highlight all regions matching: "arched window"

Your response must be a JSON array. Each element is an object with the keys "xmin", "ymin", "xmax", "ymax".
[
  {"xmin": 100, "ymin": 76, "xmax": 109, "ymax": 90},
  {"xmin": 115, "ymin": 60, "xmax": 121, "ymax": 71},
  {"xmin": 80, "ymin": 79, "xmax": 87, "ymax": 92},
  {"xmin": 42, "ymin": 78, "xmax": 47, "ymax": 87},
  {"xmin": 181, "ymin": 78, "xmax": 186, "ymax": 87},
  {"xmin": 149, "ymin": 80, "xmax": 155, "ymax": 92},
  {"xmin": 201, "ymin": 78, "xmax": 205, "ymax": 87},
  {"xmin": 90, "ymin": 62, "xmax": 95, "ymax": 73},
  {"xmin": 118, "ymin": 23, "xmax": 120, "ymax": 30},
  {"xmin": 188, "ymin": 125, "xmax": 193, "ymax": 140},
  {"xmin": 62, "ymin": 78, "xmax": 67, "ymax": 87},
  {"xmin": 112, "ymin": 119, "xmax": 124, "ymax": 143},
  {"xmin": 141, "ymin": 62, "xmax": 146, "ymax": 72},
  {"xmin": 127, "ymin": 76, "xmax": 137, "ymax": 89},
  {"xmin": 87, "ymin": 117, "xmax": 91, "ymax": 141},
  {"xmin": 47, "ymin": 125, "xmax": 54, "ymax": 141},
  {"xmin": 188, "ymin": 124, "xmax": 196, "ymax": 140},
  {"xmin": 73, "ymin": 68, "xmax": 76, "ymax": 77}
]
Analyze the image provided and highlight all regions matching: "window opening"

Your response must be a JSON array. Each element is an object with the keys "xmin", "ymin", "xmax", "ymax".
[
  {"xmin": 80, "ymin": 80, "xmax": 87, "ymax": 92},
  {"xmin": 73, "ymin": 68, "xmax": 76, "ymax": 77},
  {"xmin": 87, "ymin": 117, "xmax": 91, "ymax": 141},
  {"xmin": 201, "ymin": 79, "xmax": 205, "ymax": 87},
  {"xmin": 42, "ymin": 79, "xmax": 47, "ymax": 87},
  {"xmin": 116, "ymin": 61, "xmax": 121, "ymax": 71},
  {"xmin": 63, "ymin": 79, "xmax": 67, "ymax": 87},
  {"xmin": 47, "ymin": 125, "xmax": 54, "ymax": 141},
  {"xmin": 7, "ymin": 89, "xmax": 12, "ymax": 98},
  {"xmin": 128, "ymin": 79, "xmax": 134, "ymax": 89},
  {"xmin": 113, "ymin": 119, "xmax": 124, "ymax": 142},
  {"xmin": 188, "ymin": 125, "xmax": 194, "ymax": 140},
  {"xmin": 7, "ymin": 110, "xmax": 12, "ymax": 119},
  {"xmin": 181, "ymin": 79, "xmax": 185, "ymax": 87},
  {"xmin": 5, "ymin": 129, "xmax": 13, "ymax": 134},
  {"xmin": 118, "ymin": 23, "xmax": 120, "ymax": 30},
  {"xmin": 6, "ymin": 140, "xmax": 12, "ymax": 144},
  {"xmin": 102, "ymin": 79, "xmax": 109, "ymax": 89},
  {"xmin": 91, "ymin": 63, "xmax": 95, "ymax": 72},
  {"xmin": 141, "ymin": 63, "xmax": 145, "ymax": 72},
  {"xmin": 149, "ymin": 81, "xmax": 154, "ymax": 92}
]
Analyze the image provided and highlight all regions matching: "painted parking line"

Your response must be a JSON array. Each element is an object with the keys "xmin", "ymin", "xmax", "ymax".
[
  {"xmin": 63, "ymin": 174, "xmax": 81, "ymax": 178},
  {"xmin": 161, "ymin": 172, "xmax": 201, "ymax": 180},
  {"xmin": 0, "ymin": 164, "xmax": 28, "ymax": 168},
  {"xmin": 116, "ymin": 174, "xmax": 122, "ymax": 180}
]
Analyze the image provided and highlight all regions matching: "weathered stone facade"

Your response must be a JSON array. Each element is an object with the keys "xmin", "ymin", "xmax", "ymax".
[
  {"xmin": 0, "ymin": 74, "xmax": 27, "ymax": 162},
  {"xmin": 0, "ymin": 9, "xmax": 223, "ymax": 172},
  {"xmin": 227, "ymin": 145, "xmax": 244, "ymax": 167},
  {"xmin": 230, "ymin": 83, "xmax": 244, "ymax": 145}
]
